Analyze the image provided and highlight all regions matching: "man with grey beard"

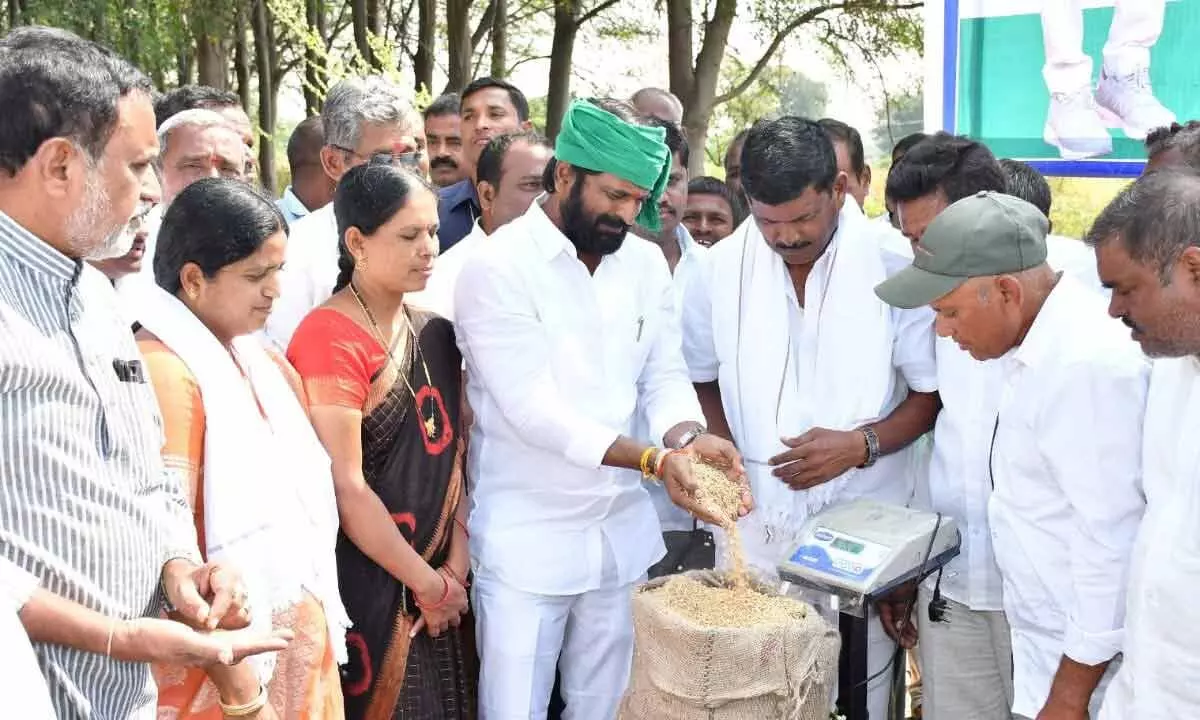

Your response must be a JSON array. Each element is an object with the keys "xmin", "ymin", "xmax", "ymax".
[{"xmin": 0, "ymin": 26, "xmax": 285, "ymax": 720}]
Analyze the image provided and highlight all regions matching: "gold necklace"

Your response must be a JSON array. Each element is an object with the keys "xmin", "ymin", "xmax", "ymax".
[{"xmin": 348, "ymin": 282, "xmax": 439, "ymax": 440}]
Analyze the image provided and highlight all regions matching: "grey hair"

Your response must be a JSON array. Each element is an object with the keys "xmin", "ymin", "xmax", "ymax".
[
  {"xmin": 156, "ymin": 108, "xmax": 238, "ymax": 163},
  {"xmin": 322, "ymin": 75, "xmax": 415, "ymax": 150},
  {"xmin": 1085, "ymin": 168, "xmax": 1200, "ymax": 282}
]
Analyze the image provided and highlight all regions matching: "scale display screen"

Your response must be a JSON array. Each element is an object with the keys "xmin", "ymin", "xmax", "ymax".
[{"xmin": 831, "ymin": 537, "xmax": 865, "ymax": 554}]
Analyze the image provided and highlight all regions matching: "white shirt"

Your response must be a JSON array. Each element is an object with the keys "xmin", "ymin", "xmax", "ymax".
[
  {"xmin": 635, "ymin": 225, "xmax": 708, "ymax": 533},
  {"xmin": 264, "ymin": 203, "xmax": 337, "ymax": 352},
  {"xmin": 406, "ymin": 220, "xmax": 488, "ymax": 322},
  {"xmin": 0, "ymin": 562, "xmax": 54, "ymax": 719},
  {"xmin": 987, "ymin": 274, "xmax": 1148, "ymax": 718},
  {"xmin": 923, "ymin": 245, "xmax": 1106, "ymax": 611},
  {"xmin": 1099, "ymin": 357, "xmax": 1200, "ymax": 720},
  {"xmin": 455, "ymin": 199, "xmax": 705, "ymax": 596}
]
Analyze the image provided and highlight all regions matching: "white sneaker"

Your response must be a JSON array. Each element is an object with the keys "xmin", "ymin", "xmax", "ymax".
[
  {"xmin": 1095, "ymin": 66, "xmax": 1176, "ymax": 140},
  {"xmin": 1044, "ymin": 89, "xmax": 1113, "ymax": 160}
]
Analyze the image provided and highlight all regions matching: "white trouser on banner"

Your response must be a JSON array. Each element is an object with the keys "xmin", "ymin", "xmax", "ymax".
[
  {"xmin": 474, "ymin": 540, "xmax": 637, "ymax": 720},
  {"xmin": 1041, "ymin": 0, "xmax": 1166, "ymax": 94},
  {"xmin": 917, "ymin": 587, "xmax": 1018, "ymax": 720}
]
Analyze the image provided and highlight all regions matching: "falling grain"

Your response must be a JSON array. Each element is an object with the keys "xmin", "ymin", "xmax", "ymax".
[{"xmin": 649, "ymin": 574, "xmax": 808, "ymax": 629}]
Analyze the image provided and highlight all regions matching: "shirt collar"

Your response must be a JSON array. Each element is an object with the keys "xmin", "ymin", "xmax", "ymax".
[
  {"xmin": 1013, "ymin": 272, "xmax": 1072, "ymax": 369},
  {"xmin": 528, "ymin": 195, "xmax": 576, "ymax": 262},
  {"xmin": 0, "ymin": 210, "xmax": 81, "ymax": 283},
  {"xmin": 675, "ymin": 224, "xmax": 703, "ymax": 259},
  {"xmin": 279, "ymin": 186, "xmax": 309, "ymax": 219},
  {"xmin": 441, "ymin": 178, "xmax": 480, "ymax": 212}
]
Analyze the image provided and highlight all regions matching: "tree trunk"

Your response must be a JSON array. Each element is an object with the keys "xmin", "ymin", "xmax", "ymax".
[
  {"xmin": 195, "ymin": 33, "xmax": 228, "ymax": 89},
  {"xmin": 545, "ymin": 1, "xmax": 579, "ymax": 141},
  {"xmin": 351, "ymin": 0, "xmax": 379, "ymax": 69},
  {"xmin": 675, "ymin": 0, "xmax": 736, "ymax": 178},
  {"xmin": 233, "ymin": 9, "xmax": 252, "ymax": 111},
  {"xmin": 251, "ymin": 0, "xmax": 278, "ymax": 194},
  {"xmin": 7, "ymin": 0, "xmax": 17, "ymax": 30},
  {"xmin": 412, "ymin": 0, "xmax": 435, "ymax": 94},
  {"xmin": 366, "ymin": 0, "xmax": 381, "ymax": 36},
  {"xmin": 303, "ymin": 0, "xmax": 325, "ymax": 114},
  {"xmin": 490, "ymin": 0, "xmax": 507, "ymax": 78},
  {"xmin": 445, "ymin": 0, "xmax": 472, "ymax": 92}
]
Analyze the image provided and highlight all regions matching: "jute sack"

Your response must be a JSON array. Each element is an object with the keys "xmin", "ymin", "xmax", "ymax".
[{"xmin": 620, "ymin": 570, "xmax": 841, "ymax": 720}]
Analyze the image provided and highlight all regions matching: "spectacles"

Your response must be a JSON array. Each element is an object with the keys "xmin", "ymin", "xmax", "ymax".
[{"xmin": 331, "ymin": 144, "xmax": 424, "ymax": 169}]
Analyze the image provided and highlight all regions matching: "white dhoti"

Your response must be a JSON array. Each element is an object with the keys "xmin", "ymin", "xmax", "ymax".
[{"xmin": 1041, "ymin": 0, "xmax": 1166, "ymax": 94}]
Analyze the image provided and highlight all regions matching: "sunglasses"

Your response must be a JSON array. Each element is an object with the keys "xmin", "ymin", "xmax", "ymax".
[{"xmin": 332, "ymin": 144, "xmax": 424, "ymax": 169}]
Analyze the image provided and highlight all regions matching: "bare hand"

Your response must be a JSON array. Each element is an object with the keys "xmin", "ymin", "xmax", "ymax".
[
  {"xmin": 410, "ymin": 572, "xmax": 469, "ymax": 639},
  {"xmin": 162, "ymin": 559, "xmax": 252, "ymax": 631},
  {"xmin": 873, "ymin": 592, "xmax": 916, "ymax": 648},
  {"xmin": 685, "ymin": 434, "xmax": 752, "ymax": 517},
  {"xmin": 769, "ymin": 428, "xmax": 867, "ymax": 490},
  {"xmin": 113, "ymin": 617, "xmax": 292, "ymax": 667}
]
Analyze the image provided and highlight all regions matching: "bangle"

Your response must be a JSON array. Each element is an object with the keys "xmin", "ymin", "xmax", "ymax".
[
  {"xmin": 441, "ymin": 565, "xmax": 469, "ymax": 589},
  {"xmin": 416, "ymin": 573, "xmax": 451, "ymax": 610},
  {"xmin": 105, "ymin": 618, "xmax": 118, "ymax": 658},
  {"xmin": 453, "ymin": 516, "xmax": 470, "ymax": 539},
  {"xmin": 640, "ymin": 446, "xmax": 659, "ymax": 478},
  {"xmin": 654, "ymin": 448, "xmax": 678, "ymax": 478},
  {"xmin": 219, "ymin": 685, "xmax": 269, "ymax": 717},
  {"xmin": 857, "ymin": 426, "xmax": 880, "ymax": 468}
]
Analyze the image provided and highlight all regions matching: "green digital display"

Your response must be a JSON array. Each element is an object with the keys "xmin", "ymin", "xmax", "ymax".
[{"xmin": 832, "ymin": 537, "xmax": 864, "ymax": 554}]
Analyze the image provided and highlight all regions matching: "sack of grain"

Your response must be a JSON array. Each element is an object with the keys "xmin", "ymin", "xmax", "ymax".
[{"xmin": 620, "ymin": 570, "xmax": 841, "ymax": 720}]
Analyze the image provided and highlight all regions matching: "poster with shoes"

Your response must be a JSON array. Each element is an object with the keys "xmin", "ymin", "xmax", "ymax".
[{"xmin": 926, "ymin": 0, "xmax": 1192, "ymax": 176}]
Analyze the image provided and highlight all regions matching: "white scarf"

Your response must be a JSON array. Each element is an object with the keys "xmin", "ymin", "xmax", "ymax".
[
  {"xmin": 711, "ymin": 202, "xmax": 895, "ymax": 537},
  {"xmin": 139, "ymin": 285, "xmax": 351, "ymax": 681}
]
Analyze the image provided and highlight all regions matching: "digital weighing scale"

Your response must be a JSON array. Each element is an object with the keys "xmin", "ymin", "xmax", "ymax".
[
  {"xmin": 777, "ymin": 499, "xmax": 961, "ymax": 617},
  {"xmin": 776, "ymin": 500, "xmax": 962, "ymax": 720}
]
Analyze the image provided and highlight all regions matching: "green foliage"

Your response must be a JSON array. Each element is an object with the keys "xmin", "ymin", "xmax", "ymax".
[{"xmin": 871, "ymin": 87, "xmax": 922, "ymax": 157}]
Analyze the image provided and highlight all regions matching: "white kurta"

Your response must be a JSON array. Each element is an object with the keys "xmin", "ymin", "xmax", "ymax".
[
  {"xmin": 1099, "ymin": 356, "xmax": 1200, "ymax": 720},
  {"xmin": 0, "ymin": 564, "xmax": 55, "ymax": 719},
  {"xmin": 988, "ymin": 275, "xmax": 1148, "ymax": 718},
  {"xmin": 262, "ymin": 203, "xmax": 337, "ymax": 352}
]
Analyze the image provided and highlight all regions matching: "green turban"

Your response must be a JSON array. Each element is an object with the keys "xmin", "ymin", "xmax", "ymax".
[{"xmin": 554, "ymin": 99, "xmax": 671, "ymax": 232}]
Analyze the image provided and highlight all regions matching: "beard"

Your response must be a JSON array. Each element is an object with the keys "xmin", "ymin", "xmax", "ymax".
[
  {"xmin": 64, "ymin": 168, "xmax": 127, "ymax": 260},
  {"xmin": 560, "ymin": 181, "xmax": 629, "ymax": 257}
]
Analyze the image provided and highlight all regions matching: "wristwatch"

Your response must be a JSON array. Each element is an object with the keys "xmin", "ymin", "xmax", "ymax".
[{"xmin": 673, "ymin": 425, "xmax": 706, "ymax": 450}]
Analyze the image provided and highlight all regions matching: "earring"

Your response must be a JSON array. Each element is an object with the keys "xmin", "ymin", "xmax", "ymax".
[
  {"xmin": 356, "ymin": 255, "xmax": 368, "ymax": 271},
  {"xmin": 187, "ymin": 288, "xmax": 198, "ymax": 300}
]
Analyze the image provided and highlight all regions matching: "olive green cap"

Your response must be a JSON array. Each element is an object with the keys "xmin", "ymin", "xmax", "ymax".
[{"xmin": 874, "ymin": 191, "xmax": 1050, "ymax": 309}]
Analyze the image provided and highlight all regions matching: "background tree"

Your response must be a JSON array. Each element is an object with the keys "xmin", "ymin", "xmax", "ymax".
[{"xmin": 871, "ymin": 86, "xmax": 922, "ymax": 156}]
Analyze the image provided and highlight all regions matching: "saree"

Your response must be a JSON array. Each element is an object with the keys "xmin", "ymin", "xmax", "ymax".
[
  {"xmin": 288, "ymin": 307, "xmax": 476, "ymax": 720},
  {"xmin": 138, "ymin": 335, "xmax": 345, "ymax": 720}
]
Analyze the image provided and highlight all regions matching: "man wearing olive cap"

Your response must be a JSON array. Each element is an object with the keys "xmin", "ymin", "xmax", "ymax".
[
  {"xmin": 454, "ymin": 98, "xmax": 750, "ymax": 718},
  {"xmin": 876, "ymin": 191, "xmax": 1148, "ymax": 720}
]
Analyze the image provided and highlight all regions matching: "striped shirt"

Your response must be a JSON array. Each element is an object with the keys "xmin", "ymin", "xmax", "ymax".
[{"xmin": 0, "ymin": 211, "xmax": 198, "ymax": 719}]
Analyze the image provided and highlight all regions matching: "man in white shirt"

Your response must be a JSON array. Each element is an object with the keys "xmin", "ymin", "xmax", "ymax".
[
  {"xmin": 454, "ymin": 98, "xmax": 748, "ymax": 720},
  {"xmin": 1087, "ymin": 170, "xmax": 1200, "ymax": 720},
  {"xmin": 681, "ymin": 117, "xmax": 940, "ymax": 719},
  {"xmin": 876, "ymin": 192, "xmax": 1148, "ymax": 720},
  {"xmin": 409, "ymin": 129, "xmax": 551, "ymax": 320},
  {"xmin": 882, "ymin": 134, "xmax": 1105, "ymax": 720},
  {"xmin": 264, "ymin": 75, "xmax": 425, "ymax": 350},
  {"xmin": 630, "ymin": 117, "xmax": 712, "ymax": 573},
  {"xmin": 115, "ymin": 108, "xmax": 246, "ymax": 316}
]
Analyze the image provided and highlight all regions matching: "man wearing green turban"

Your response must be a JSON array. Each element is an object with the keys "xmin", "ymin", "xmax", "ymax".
[{"xmin": 453, "ymin": 97, "xmax": 751, "ymax": 719}]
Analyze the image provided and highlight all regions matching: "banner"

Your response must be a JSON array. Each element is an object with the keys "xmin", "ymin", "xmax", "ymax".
[{"xmin": 926, "ymin": 0, "xmax": 1198, "ymax": 177}]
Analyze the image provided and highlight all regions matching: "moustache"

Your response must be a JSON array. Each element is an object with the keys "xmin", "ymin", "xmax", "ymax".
[
  {"xmin": 1121, "ymin": 316, "xmax": 1143, "ymax": 333},
  {"xmin": 430, "ymin": 155, "xmax": 458, "ymax": 170},
  {"xmin": 774, "ymin": 241, "xmax": 813, "ymax": 252},
  {"xmin": 595, "ymin": 216, "xmax": 629, "ymax": 235}
]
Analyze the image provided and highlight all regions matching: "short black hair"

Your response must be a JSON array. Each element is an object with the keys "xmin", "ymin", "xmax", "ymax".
[
  {"xmin": 476, "ymin": 130, "xmax": 550, "ymax": 189},
  {"xmin": 687, "ymin": 176, "xmax": 733, "ymax": 206},
  {"xmin": 1086, "ymin": 168, "xmax": 1200, "ymax": 281},
  {"xmin": 333, "ymin": 163, "xmax": 434, "ymax": 292},
  {"xmin": 286, "ymin": 116, "xmax": 325, "ymax": 173},
  {"xmin": 891, "ymin": 132, "xmax": 930, "ymax": 163},
  {"xmin": 1145, "ymin": 121, "xmax": 1200, "ymax": 158},
  {"xmin": 423, "ymin": 92, "xmax": 461, "ymax": 121},
  {"xmin": 644, "ymin": 115, "xmax": 690, "ymax": 170},
  {"xmin": 818, "ymin": 118, "xmax": 867, "ymax": 177},
  {"xmin": 461, "ymin": 77, "xmax": 530, "ymax": 122},
  {"xmin": 154, "ymin": 85, "xmax": 241, "ymax": 128},
  {"xmin": 886, "ymin": 132, "xmax": 1006, "ymax": 204},
  {"xmin": 0, "ymin": 26, "xmax": 153, "ymax": 176},
  {"xmin": 999, "ymin": 158, "xmax": 1052, "ymax": 218},
  {"xmin": 740, "ymin": 116, "xmax": 837, "ymax": 205},
  {"xmin": 154, "ymin": 177, "xmax": 286, "ymax": 295}
]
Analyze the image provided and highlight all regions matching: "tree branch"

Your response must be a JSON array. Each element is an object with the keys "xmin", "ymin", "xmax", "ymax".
[
  {"xmin": 575, "ymin": 0, "xmax": 620, "ymax": 28},
  {"xmin": 712, "ymin": 0, "xmax": 922, "ymax": 107},
  {"xmin": 506, "ymin": 53, "xmax": 552, "ymax": 75},
  {"xmin": 471, "ymin": 0, "xmax": 497, "ymax": 49}
]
